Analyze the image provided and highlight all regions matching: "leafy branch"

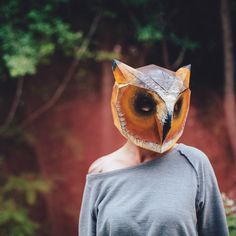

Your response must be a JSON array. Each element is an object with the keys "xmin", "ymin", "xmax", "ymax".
[
  {"xmin": 20, "ymin": 13, "xmax": 101, "ymax": 128},
  {"xmin": 0, "ymin": 173, "xmax": 51, "ymax": 236},
  {"xmin": 3, "ymin": 76, "xmax": 24, "ymax": 127}
]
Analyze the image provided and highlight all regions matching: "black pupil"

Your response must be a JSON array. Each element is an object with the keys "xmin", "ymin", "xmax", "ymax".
[
  {"xmin": 134, "ymin": 93, "xmax": 156, "ymax": 116},
  {"xmin": 174, "ymin": 97, "xmax": 183, "ymax": 117}
]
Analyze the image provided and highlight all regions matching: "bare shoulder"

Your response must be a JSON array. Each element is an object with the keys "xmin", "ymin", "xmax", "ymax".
[
  {"xmin": 88, "ymin": 156, "xmax": 107, "ymax": 174},
  {"xmin": 88, "ymin": 148, "xmax": 127, "ymax": 174}
]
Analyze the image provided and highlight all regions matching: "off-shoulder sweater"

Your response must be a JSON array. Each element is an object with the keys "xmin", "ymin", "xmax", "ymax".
[{"xmin": 79, "ymin": 143, "xmax": 229, "ymax": 236}]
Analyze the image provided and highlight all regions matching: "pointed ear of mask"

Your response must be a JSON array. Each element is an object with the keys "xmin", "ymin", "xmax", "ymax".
[
  {"xmin": 112, "ymin": 59, "xmax": 142, "ymax": 84},
  {"xmin": 175, "ymin": 65, "xmax": 191, "ymax": 88}
]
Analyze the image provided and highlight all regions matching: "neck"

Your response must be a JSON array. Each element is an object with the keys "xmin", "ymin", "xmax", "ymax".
[{"xmin": 123, "ymin": 140, "xmax": 175, "ymax": 163}]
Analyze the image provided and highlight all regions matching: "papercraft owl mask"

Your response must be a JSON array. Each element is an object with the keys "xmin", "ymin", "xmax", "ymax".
[{"xmin": 111, "ymin": 59, "xmax": 191, "ymax": 153}]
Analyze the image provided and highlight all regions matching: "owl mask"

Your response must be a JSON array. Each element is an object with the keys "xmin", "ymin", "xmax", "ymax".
[{"xmin": 111, "ymin": 59, "xmax": 191, "ymax": 153}]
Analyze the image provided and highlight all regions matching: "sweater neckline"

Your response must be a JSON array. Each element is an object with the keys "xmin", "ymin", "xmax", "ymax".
[{"xmin": 86, "ymin": 143, "xmax": 182, "ymax": 180}]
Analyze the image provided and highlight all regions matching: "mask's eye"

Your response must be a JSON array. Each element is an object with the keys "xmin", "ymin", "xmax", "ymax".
[
  {"xmin": 174, "ymin": 96, "xmax": 183, "ymax": 118},
  {"xmin": 134, "ymin": 92, "xmax": 156, "ymax": 116}
]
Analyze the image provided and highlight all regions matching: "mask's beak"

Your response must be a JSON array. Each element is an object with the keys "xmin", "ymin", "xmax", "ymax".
[
  {"xmin": 162, "ymin": 113, "xmax": 172, "ymax": 143},
  {"xmin": 155, "ymin": 112, "xmax": 172, "ymax": 145}
]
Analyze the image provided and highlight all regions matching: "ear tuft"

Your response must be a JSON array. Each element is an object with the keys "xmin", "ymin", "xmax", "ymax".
[
  {"xmin": 184, "ymin": 64, "xmax": 191, "ymax": 71},
  {"xmin": 176, "ymin": 65, "xmax": 191, "ymax": 88},
  {"xmin": 112, "ymin": 59, "xmax": 119, "ymax": 71},
  {"xmin": 111, "ymin": 59, "xmax": 140, "ymax": 84}
]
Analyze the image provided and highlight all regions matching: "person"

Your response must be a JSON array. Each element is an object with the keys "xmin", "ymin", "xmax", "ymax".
[{"xmin": 78, "ymin": 60, "xmax": 229, "ymax": 236}]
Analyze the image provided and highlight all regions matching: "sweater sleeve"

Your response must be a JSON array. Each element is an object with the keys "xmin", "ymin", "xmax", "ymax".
[
  {"xmin": 196, "ymin": 154, "xmax": 229, "ymax": 236},
  {"xmin": 79, "ymin": 178, "xmax": 97, "ymax": 236}
]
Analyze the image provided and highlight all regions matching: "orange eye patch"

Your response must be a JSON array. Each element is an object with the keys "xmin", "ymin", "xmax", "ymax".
[{"xmin": 117, "ymin": 85, "xmax": 161, "ymax": 143}]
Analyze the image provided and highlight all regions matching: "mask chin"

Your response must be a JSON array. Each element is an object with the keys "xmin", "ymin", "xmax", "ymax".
[
  {"xmin": 157, "ymin": 139, "xmax": 179, "ymax": 153},
  {"xmin": 121, "ymin": 129, "xmax": 181, "ymax": 154}
]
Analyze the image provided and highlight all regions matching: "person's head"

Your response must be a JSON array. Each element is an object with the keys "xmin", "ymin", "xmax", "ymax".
[{"xmin": 111, "ymin": 59, "xmax": 191, "ymax": 153}]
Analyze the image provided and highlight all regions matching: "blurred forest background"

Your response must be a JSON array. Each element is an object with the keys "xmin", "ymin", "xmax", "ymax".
[{"xmin": 0, "ymin": 0, "xmax": 236, "ymax": 235}]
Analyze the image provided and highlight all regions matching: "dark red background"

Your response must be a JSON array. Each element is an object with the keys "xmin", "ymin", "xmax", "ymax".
[{"xmin": 27, "ymin": 61, "xmax": 236, "ymax": 236}]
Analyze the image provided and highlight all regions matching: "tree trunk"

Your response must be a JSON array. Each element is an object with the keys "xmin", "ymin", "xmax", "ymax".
[
  {"xmin": 161, "ymin": 40, "xmax": 170, "ymax": 69},
  {"xmin": 220, "ymin": 0, "xmax": 236, "ymax": 160}
]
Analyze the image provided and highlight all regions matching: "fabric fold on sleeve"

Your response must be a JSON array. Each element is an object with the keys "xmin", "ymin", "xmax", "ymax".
[
  {"xmin": 79, "ymin": 176, "xmax": 98, "ymax": 236},
  {"xmin": 196, "ymin": 153, "xmax": 229, "ymax": 236}
]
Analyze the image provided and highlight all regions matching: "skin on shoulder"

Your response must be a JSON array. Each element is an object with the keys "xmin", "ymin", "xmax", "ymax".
[
  {"xmin": 88, "ymin": 140, "xmax": 177, "ymax": 174},
  {"xmin": 88, "ymin": 146, "xmax": 131, "ymax": 174},
  {"xmin": 88, "ymin": 157, "xmax": 105, "ymax": 174}
]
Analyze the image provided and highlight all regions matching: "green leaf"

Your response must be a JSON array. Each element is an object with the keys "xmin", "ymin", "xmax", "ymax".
[
  {"xmin": 137, "ymin": 25, "xmax": 164, "ymax": 42},
  {"xmin": 95, "ymin": 50, "xmax": 120, "ymax": 61},
  {"xmin": 4, "ymin": 55, "xmax": 37, "ymax": 77},
  {"xmin": 121, "ymin": 0, "xmax": 151, "ymax": 6},
  {"xmin": 222, "ymin": 193, "xmax": 236, "ymax": 235},
  {"xmin": 169, "ymin": 33, "xmax": 200, "ymax": 50},
  {"xmin": 39, "ymin": 43, "xmax": 55, "ymax": 58}
]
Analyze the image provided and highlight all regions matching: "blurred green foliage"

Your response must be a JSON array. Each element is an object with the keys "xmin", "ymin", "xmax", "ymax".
[
  {"xmin": 0, "ymin": 0, "xmax": 201, "ymax": 80},
  {"xmin": 137, "ymin": 26, "xmax": 199, "ymax": 50},
  {"xmin": 121, "ymin": 0, "xmax": 151, "ymax": 7},
  {"xmin": 77, "ymin": 50, "xmax": 120, "ymax": 61},
  {"xmin": 0, "ymin": 0, "xmax": 82, "ymax": 78},
  {"xmin": 0, "ymin": 171, "xmax": 51, "ymax": 236},
  {"xmin": 137, "ymin": 25, "xmax": 164, "ymax": 42},
  {"xmin": 3, "ymin": 174, "xmax": 50, "ymax": 205},
  {"xmin": 169, "ymin": 33, "xmax": 199, "ymax": 50},
  {"xmin": 222, "ymin": 193, "xmax": 236, "ymax": 236},
  {"xmin": 0, "ymin": 0, "xmax": 79, "ymax": 234}
]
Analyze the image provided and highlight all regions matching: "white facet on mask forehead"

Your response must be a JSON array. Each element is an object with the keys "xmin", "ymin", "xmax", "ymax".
[
  {"xmin": 134, "ymin": 66, "xmax": 185, "ymax": 101},
  {"xmin": 165, "ymin": 95, "xmax": 177, "ymax": 111}
]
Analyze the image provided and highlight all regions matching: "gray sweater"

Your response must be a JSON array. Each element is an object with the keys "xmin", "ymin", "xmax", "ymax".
[{"xmin": 79, "ymin": 143, "xmax": 229, "ymax": 236}]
